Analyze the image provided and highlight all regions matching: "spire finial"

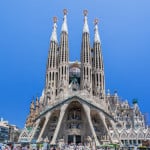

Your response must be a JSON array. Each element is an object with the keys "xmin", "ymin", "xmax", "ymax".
[
  {"xmin": 61, "ymin": 9, "xmax": 68, "ymax": 33},
  {"xmin": 94, "ymin": 18, "xmax": 99, "ymax": 25},
  {"xmin": 50, "ymin": 16, "xmax": 58, "ymax": 42},
  {"xmin": 94, "ymin": 18, "xmax": 101, "ymax": 43},
  {"xmin": 53, "ymin": 16, "xmax": 57, "ymax": 23},
  {"xmin": 63, "ymin": 9, "xmax": 68, "ymax": 15},
  {"xmin": 83, "ymin": 10, "xmax": 89, "ymax": 33},
  {"xmin": 83, "ymin": 10, "xmax": 88, "ymax": 16}
]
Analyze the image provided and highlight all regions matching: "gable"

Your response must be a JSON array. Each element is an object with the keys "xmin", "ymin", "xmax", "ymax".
[
  {"xmin": 120, "ymin": 131, "xmax": 128, "ymax": 139},
  {"xmin": 36, "ymin": 95, "xmax": 115, "ymax": 122},
  {"xmin": 138, "ymin": 132, "xmax": 145, "ymax": 139},
  {"xmin": 128, "ymin": 131, "xmax": 137, "ymax": 139}
]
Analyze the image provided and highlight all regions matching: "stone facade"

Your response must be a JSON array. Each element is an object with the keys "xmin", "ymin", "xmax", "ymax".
[{"xmin": 19, "ymin": 10, "xmax": 150, "ymax": 148}]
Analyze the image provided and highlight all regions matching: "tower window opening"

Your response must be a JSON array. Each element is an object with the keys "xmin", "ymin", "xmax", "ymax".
[
  {"xmin": 53, "ymin": 72, "xmax": 54, "ymax": 80},
  {"xmin": 87, "ymin": 67, "xmax": 88, "ymax": 76},
  {"xmin": 100, "ymin": 74, "xmax": 102, "ymax": 83},
  {"xmin": 97, "ymin": 74, "xmax": 98, "ymax": 86},
  {"xmin": 49, "ymin": 72, "xmax": 51, "ymax": 81},
  {"xmin": 62, "ymin": 67, "xmax": 63, "ymax": 75}
]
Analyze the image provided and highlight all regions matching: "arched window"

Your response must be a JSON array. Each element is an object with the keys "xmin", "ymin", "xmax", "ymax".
[{"xmin": 49, "ymin": 72, "xmax": 51, "ymax": 81}]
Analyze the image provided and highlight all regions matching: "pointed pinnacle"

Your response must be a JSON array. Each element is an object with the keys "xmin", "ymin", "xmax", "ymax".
[
  {"xmin": 63, "ymin": 9, "xmax": 68, "ymax": 15},
  {"xmin": 36, "ymin": 96, "xmax": 38, "ymax": 101},
  {"xmin": 53, "ymin": 16, "xmax": 57, "ymax": 23},
  {"xmin": 94, "ymin": 18, "xmax": 99, "ymax": 25},
  {"xmin": 83, "ymin": 10, "xmax": 88, "ymax": 16}
]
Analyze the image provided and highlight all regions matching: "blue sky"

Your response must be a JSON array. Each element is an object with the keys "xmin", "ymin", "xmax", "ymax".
[{"xmin": 0, "ymin": 0, "xmax": 150, "ymax": 128}]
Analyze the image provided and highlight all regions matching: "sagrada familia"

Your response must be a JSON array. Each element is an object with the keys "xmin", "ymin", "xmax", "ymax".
[{"xmin": 19, "ymin": 9, "xmax": 150, "ymax": 148}]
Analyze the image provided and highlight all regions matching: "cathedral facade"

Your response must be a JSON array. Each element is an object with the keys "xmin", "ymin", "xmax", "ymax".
[{"xmin": 19, "ymin": 10, "xmax": 150, "ymax": 148}]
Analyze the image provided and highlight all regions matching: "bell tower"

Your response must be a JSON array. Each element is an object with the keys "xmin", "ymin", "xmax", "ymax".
[
  {"xmin": 92, "ymin": 19, "xmax": 105, "ymax": 98},
  {"xmin": 45, "ymin": 17, "xmax": 58, "ymax": 105},
  {"xmin": 80, "ymin": 10, "xmax": 92, "ymax": 94},
  {"xmin": 58, "ymin": 9, "xmax": 69, "ymax": 94}
]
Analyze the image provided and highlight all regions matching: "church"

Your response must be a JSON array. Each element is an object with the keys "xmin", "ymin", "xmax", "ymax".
[{"xmin": 19, "ymin": 9, "xmax": 150, "ymax": 148}]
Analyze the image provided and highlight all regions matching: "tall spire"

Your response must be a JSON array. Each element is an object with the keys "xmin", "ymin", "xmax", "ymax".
[
  {"xmin": 80, "ymin": 10, "xmax": 92, "ymax": 94},
  {"xmin": 94, "ymin": 19, "xmax": 101, "ymax": 43},
  {"xmin": 61, "ymin": 9, "xmax": 68, "ymax": 34},
  {"xmin": 83, "ymin": 10, "xmax": 89, "ymax": 33},
  {"xmin": 92, "ymin": 19, "xmax": 105, "ymax": 98},
  {"xmin": 58, "ymin": 9, "xmax": 69, "ymax": 94},
  {"xmin": 50, "ymin": 17, "xmax": 58, "ymax": 42},
  {"xmin": 44, "ymin": 17, "xmax": 59, "ymax": 105}
]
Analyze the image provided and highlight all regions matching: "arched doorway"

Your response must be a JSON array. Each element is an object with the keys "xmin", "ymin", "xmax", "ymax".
[
  {"xmin": 57, "ymin": 101, "xmax": 91, "ymax": 144},
  {"xmin": 42, "ymin": 110, "xmax": 60, "ymax": 141}
]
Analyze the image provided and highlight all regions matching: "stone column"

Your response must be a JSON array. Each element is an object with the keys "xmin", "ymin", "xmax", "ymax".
[
  {"xmin": 73, "ymin": 135, "xmax": 76, "ymax": 144},
  {"xmin": 110, "ymin": 119, "xmax": 121, "ymax": 143},
  {"xmin": 30, "ymin": 119, "xmax": 40, "ymax": 141},
  {"xmin": 98, "ymin": 112, "xmax": 113, "ymax": 142},
  {"xmin": 82, "ymin": 103, "xmax": 100, "ymax": 147},
  {"xmin": 136, "ymin": 139, "xmax": 138, "ymax": 145},
  {"xmin": 37, "ymin": 112, "xmax": 52, "ymax": 142},
  {"xmin": 51, "ymin": 103, "xmax": 68, "ymax": 145}
]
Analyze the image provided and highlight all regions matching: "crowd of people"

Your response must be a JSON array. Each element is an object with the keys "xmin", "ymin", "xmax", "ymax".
[
  {"xmin": 0, "ymin": 142, "xmax": 103, "ymax": 150},
  {"xmin": 0, "ymin": 143, "xmax": 97, "ymax": 150},
  {"xmin": 58, "ymin": 143, "xmax": 95, "ymax": 150}
]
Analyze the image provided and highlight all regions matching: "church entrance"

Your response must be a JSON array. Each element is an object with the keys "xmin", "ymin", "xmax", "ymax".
[
  {"xmin": 58, "ymin": 101, "xmax": 92, "ymax": 145},
  {"xmin": 68, "ymin": 135, "xmax": 81, "ymax": 144},
  {"xmin": 76, "ymin": 135, "xmax": 81, "ymax": 144},
  {"xmin": 68, "ymin": 135, "xmax": 73, "ymax": 144}
]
